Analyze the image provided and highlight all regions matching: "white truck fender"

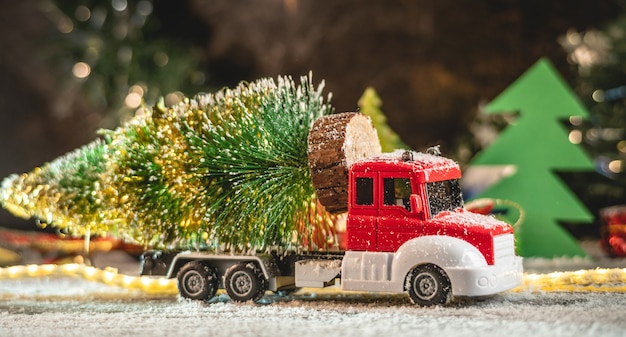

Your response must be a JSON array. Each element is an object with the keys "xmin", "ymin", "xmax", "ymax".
[{"xmin": 391, "ymin": 235, "xmax": 487, "ymax": 283}]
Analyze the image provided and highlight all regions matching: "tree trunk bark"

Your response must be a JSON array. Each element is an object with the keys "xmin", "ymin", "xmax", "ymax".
[{"xmin": 307, "ymin": 112, "xmax": 381, "ymax": 213}]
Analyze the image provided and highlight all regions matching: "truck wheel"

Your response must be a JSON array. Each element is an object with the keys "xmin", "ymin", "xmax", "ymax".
[
  {"xmin": 405, "ymin": 264, "xmax": 452, "ymax": 306},
  {"xmin": 177, "ymin": 262, "xmax": 218, "ymax": 301},
  {"xmin": 224, "ymin": 262, "xmax": 267, "ymax": 303}
]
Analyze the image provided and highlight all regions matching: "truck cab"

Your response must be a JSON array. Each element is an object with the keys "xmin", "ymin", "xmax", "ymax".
[
  {"xmin": 347, "ymin": 150, "xmax": 465, "ymax": 252},
  {"xmin": 338, "ymin": 150, "xmax": 522, "ymax": 304}
]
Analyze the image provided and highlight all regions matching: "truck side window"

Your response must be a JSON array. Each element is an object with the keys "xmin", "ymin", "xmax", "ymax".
[
  {"xmin": 383, "ymin": 178, "xmax": 412, "ymax": 211},
  {"xmin": 355, "ymin": 177, "xmax": 374, "ymax": 206}
]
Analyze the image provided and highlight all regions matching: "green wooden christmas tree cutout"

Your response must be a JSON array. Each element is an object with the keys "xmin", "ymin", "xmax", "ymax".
[{"xmin": 470, "ymin": 58, "xmax": 594, "ymax": 258}]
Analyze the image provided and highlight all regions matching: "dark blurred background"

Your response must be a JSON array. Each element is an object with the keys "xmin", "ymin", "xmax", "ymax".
[{"xmin": 1, "ymin": 0, "xmax": 625, "ymax": 238}]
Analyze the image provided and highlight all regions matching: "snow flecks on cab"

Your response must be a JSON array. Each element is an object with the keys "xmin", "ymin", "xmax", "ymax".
[{"xmin": 433, "ymin": 208, "xmax": 512, "ymax": 231}]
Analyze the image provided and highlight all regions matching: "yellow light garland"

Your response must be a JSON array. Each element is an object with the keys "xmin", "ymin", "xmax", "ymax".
[
  {"xmin": 1, "ymin": 263, "xmax": 625, "ymax": 295},
  {"xmin": 513, "ymin": 268, "xmax": 626, "ymax": 293},
  {"xmin": 0, "ymin": 263, "xmax": 177, "ymax": 295}
]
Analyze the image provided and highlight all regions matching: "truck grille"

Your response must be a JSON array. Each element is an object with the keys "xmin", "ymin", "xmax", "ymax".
[{"xmin": 493, "ymin": 234, "xmax": 515, "ymax": 264}]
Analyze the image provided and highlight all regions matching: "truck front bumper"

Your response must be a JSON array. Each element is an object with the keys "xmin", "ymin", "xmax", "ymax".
[{"xmin": 446, "ymin": 256, "xmax": 523, "ymax": 297}]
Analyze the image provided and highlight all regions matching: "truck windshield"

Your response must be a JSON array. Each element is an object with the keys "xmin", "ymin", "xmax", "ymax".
[{"xmin": 426, "ymin": 179, "xmax": 463, "ymax": 216}]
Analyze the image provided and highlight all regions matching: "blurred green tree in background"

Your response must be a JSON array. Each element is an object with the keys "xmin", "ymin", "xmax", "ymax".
[
  {"xmin": 47, "ymin": 0, "xmax": 209, "ymax": 126},
  {"xmin": 555, "ymin": 3, "xmax": 626, "ymax": 237}
]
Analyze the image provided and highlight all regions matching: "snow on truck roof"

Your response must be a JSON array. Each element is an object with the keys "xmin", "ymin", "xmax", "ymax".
[
  {"xmin": 350, "ymin": 150, "xmax": 461, "ymax": 182},
  {"xmin": 352, "ymin": 150, "xmax": 460, "ymax": 172}
]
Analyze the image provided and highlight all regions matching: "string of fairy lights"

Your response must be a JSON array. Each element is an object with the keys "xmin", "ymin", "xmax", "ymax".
[
  {"xmin": 1, "ymin": 263, "xmax": 625, "ymax": 295},
  {"xmin": 0, "ymin": 263, "xmax": 178, "ymax": 295}
]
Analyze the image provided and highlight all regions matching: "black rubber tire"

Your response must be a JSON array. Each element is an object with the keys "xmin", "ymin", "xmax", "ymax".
[
  {"xmin": 405, "ymin": 264, "xmax": 452, "ymax": 306},
  {"xmin": 176, "ymin": 262, "xmax": 218, "ymax": 301},
  {"xmin": 224, "ymin": 262, "xmax": 267, "ymax": 303}
]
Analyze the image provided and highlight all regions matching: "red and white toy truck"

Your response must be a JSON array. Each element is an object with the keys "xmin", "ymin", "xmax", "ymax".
[{"xmin": 140, "ymin": 150, "xmax": 523, "ymax": 306}]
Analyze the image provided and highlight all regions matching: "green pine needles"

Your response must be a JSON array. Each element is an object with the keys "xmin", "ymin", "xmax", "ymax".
[
  {"xmin": 1, "ymin": 74, "xmax": 336, "ymax": 251},
  {"xmin": 0, "ymin": 140, "xmax": 109, "ymax": 236},
  {"xmin": 183, "ymin": 76, "xmax": 334, "ymax": 249}
]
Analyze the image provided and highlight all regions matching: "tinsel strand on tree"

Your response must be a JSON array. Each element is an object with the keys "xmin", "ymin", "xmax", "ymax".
[{"xmin": 1, "ymin": 74, "xmax": 337, "ymax": 251}]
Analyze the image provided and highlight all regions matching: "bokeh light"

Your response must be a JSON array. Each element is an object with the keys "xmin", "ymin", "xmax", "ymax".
[
  {"xmin": 569, "ymin": 130, "xmax": 583, "ymax": 144},
  {"xmin": 125, "ymin": 92, "xmax": 142, "ymax": 108},
  {"xmin": 72, "ymin": 62, "xmax": 91, "ymax": 79},
  {"xmin": 75, "ymin": 5, "xmax": 91, "ymax": 22},
  {"xmin": 112, "ymin": 0, "xmax": 128, "ymax": 12},
  {"xmin": 608, "ymin": 160, "xmax": 623, "ymax": 173}
]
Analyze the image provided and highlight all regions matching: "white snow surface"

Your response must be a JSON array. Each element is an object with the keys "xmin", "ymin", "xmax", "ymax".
[{"xmin": 0, "ymin": 277, "xmax": 624, "ymax": 337}]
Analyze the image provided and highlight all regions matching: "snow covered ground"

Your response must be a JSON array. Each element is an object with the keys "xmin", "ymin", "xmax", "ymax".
[
  {"xmin": 0, "ymin": 276, "xmax": 624, "ymax": 337},
  {"xmin": 0, "ymin": 241, "xmax": 625, "ymax": 337}
]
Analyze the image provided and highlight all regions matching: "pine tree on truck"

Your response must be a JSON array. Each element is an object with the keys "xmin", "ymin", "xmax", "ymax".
[{"xmin": 141, "ymin": 143, "xmax": 522, "ymax": 306}]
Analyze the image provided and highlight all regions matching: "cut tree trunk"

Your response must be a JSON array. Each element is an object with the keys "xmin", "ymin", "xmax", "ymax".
[{"xmin": 307, "ymin": 112, "xmax": 381, "ymax": 213}]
